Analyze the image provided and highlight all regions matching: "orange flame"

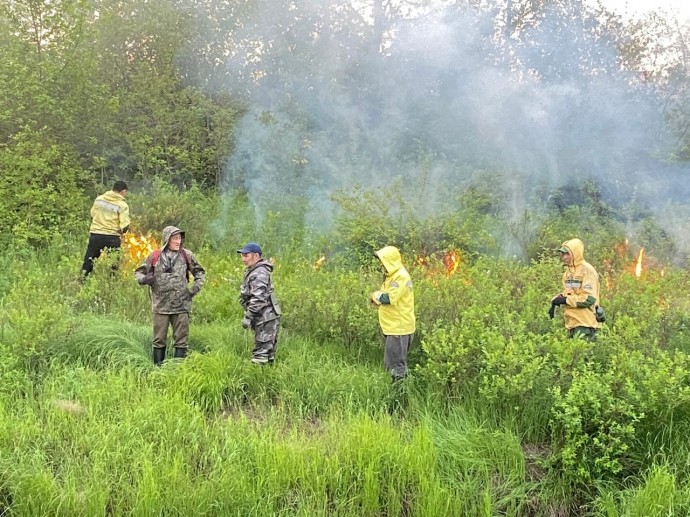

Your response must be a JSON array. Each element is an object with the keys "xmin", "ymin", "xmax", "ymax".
[
  {"xmin": 414, "ymin": 249, "xmax": 462, "ymax": 282},
  {"xmin": 443, "ymin": 249, "xmax": 461, "ymax": 278},
  {"xmin": 635, "ymin": 248, "xmax": 644, "ymax": 278},
  {"xmin": 313, "ymin": 255, "xmax": 326, "ymax": 270},
  {"xmin": 122, "ymin": 232, "xmax": 158, "ymax": 265}
]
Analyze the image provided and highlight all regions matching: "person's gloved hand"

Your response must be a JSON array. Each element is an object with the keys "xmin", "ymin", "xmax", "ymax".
[
  {"xmin": 189, "ymin": 284, "xmax": 201, "ymax": 297},
  {"xmin": 139, "ymin": 273, "xmax": 154, "ymax": 286},
  {"xmin": 242, "ymin": 316, "xmax": 252, "ymax": 329},
  {"xmin": 548, "ymin": 295, "xmax": 567, "ymax": 319},
  {"xmin": 551, "ymin": 295, "xmax": 567, "ymax": 306}
]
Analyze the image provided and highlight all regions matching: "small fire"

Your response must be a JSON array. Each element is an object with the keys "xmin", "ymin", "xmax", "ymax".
[
  {"xmin": 443, "ymin": 249, "xmax": 461, "ymax": 278},
  {"xmin": 635, "ymin": 248, "xmax": 644, "ymax": 278},
  {"xmin": 122, "ymin": 232, "xmax": 158, "ymax": 265},
  {"xmin": 313, "ymin": 255, "xmax": 326, "ymax": 270},
  {"xmin": 414, "ymin": 249, "xmax": 462, "ymax": 281}
]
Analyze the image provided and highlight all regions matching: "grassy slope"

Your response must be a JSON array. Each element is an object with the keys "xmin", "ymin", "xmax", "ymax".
[{"xmin": 2, "ymin": 239, "xmax": 690, "ymax": 515}]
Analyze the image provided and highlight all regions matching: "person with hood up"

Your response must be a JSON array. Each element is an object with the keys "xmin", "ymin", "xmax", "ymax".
[
  {"xmin": 370, "ymin": 246, "xmax": 416, "ymax": 381},
  {"xmin": 135, "ymin": 226, "xmax": 205, "ymax": 365},
  {"xmin": 238, "ymin": 242, "xmax": 282, "ymax": 365},
  {"xmin": 549, "ymin": 238, "xmax": 601, "ymax": 341},
  {"xmin": 81, "ymin": 180, "xmax": 130, "ymax": 277}
]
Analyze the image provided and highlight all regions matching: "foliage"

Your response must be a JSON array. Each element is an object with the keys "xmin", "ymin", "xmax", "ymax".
[
  {"xmin": 2, "ymin": 212, "xmax": 690, "ymax": 513},
  {"xmin": 277, "ymin": 263, "xmax": 381, "ymax": 351},
  {"xmin": 127, "ymin": 178, "xmax": 218, "ymax": 249},
  {"xmin": 0, "ymin": 130, "xmax": 90, "ymax": 245},
  {"xmin": 3, "ymin": 0, "xmax": 690, "ymax": 507},
  {"xmin": 331, "ymin": 179, "xmax": 500, "ymax": 267}
]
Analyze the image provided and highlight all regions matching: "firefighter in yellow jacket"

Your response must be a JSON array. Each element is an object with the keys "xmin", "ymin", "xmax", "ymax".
[
  {"xmin": 81, "ymin": 181, "xmax": 130, "ymax": 277},
  {"xmin": 370, "ymin": 246, "xmax": 416, "ymax": 381},
  {"xmin": 549, "ymin": 238, "xmax": 601, "ymax": 341}
]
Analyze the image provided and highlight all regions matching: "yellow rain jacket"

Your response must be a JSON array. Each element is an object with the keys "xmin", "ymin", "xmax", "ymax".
[
  {"xmin": 89, "ymin": 190, "xmax": 130, "ymax": 235},
  {"xmin": 560, "ymin": 238, "xmax": 600, "ymax": 330},
  {"xmin": 371, "ymin": 246, "xmax": 416, "ymax": 336}
]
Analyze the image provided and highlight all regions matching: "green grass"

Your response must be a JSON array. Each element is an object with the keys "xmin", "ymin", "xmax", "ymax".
[{"xmin": 4, "ymin": 237, "xmax": 690, "ymax": 515}]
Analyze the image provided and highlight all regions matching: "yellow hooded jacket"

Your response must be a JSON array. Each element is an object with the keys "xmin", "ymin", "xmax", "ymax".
[
  {"xmin": 89, "ymin": 190, "xmax": 130, "ymax": 236},
  {"xmin": 372, "ymin": 246, "xmax": 416, "ymax": 336},
  {"xmin": 560, "ymin": 238, "xmax": 600, "ymax": 330}
]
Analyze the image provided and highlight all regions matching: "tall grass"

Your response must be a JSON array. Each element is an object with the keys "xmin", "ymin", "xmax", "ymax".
[
  {"xmin": 4, "ymin": 191, "xmax": 690, "ymax": 515},
  {"xmin": 0, "ymin": 359, "xmax": 532, "ymax": 516}
]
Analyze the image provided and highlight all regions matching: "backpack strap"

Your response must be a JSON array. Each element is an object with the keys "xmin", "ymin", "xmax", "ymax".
[
  {"xmin": 151, "ymin": 249, "xmax": 161, "ymax": 267},
  {"xmin": 180, "ymin": 249, "xmax": 192, "ymax": 281}
]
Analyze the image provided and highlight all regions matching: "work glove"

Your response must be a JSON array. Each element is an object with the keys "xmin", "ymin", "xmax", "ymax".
[
  {"xmin": 189, "ymin": 284, "xmax": 201, "ymax": 297},
  {"xmin": 548, "ymin": 295, "xmax": 567, "ymax": 319},
  {"xmin": 138, "ymin": 273, "xmax": 155, "ymax": 286},
  {"xmin": 548, "ymin": 304, "xmax": 556, "ymax": 319},
  {"xmin": 242, "ymin": 316, "xmax": 253, "ymax": 329},
  {"xmin": 551, "ymin": 295, "xmax": 567, "ymax": 306}
]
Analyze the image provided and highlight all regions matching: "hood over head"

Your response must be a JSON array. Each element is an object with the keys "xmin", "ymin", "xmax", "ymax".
[
  {"xmin": 375, "ymin": 246, "xmax": 403, "ymax": 274},
  {"xmin": 559, "ymin": 238, "xmax": 585, "ymax": 266},
  {"xmin": 162, "ymin": 225, "xmax": 185, "ymax": 249}
]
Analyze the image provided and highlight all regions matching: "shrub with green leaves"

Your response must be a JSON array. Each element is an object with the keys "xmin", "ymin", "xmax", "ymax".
[
  {"xmin": 0, "ymin": 130, "xmax": 90, "ymax": 246},
  {"xmin": 126, "ymin": 178, "xmax": 217, "ymax": 249},
  {"xmin": 549, "ymin": 365, "xmax": 643, "ymax": 483}
]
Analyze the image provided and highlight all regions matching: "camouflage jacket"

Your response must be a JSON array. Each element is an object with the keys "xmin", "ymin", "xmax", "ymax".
[
  {"xmin": 135, "ymin": 226, "xmax": 205, "ymax": 314},
  {"xmin": 239, "ymin": 259, "xmax": 281, "ymax": 326}
]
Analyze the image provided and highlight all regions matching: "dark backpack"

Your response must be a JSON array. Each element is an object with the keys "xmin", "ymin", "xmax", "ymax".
[{"xmin": 151, "ymin": 248, "xmax": 191, "ymax": 281}]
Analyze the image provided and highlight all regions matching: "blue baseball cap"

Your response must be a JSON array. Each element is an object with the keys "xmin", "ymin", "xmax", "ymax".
[{"xmin": 237, "ymin": 242, "xmax": 262, "ymax": 255}]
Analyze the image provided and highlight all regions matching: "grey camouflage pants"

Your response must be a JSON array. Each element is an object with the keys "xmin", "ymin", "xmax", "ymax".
[
  {"xmin": 253, "ymin": 318, "xmax": 280, "ymax": 362},
  {"xmin": 384, "ymin": 333, "xmax": 413, "ymax": 380}
]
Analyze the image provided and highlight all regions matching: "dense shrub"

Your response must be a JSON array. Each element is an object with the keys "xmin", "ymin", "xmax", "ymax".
[
  {"xmin": 0, "ymin": 130, "xmax": 90, "ymax": 246},
  {"xmin": 126, "ymin": 178, "xmax": 218, "ymax": 249}
]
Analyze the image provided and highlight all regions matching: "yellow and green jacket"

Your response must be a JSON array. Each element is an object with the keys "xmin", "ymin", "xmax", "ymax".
[
  {"xmin": 89, "ymin": 190, "xmax": 130, "ymax": 235},
  {"xmin": 372, "ymin": 246, "xmax": 416, "ymax": 336},
  {"xmin": 560, "ymin": 238, "xmax": 601, "ymax": 330}
]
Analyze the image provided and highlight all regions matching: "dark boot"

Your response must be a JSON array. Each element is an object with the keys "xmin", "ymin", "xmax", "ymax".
[
  {"xmin": 153, "ymin": 347, "xmax": 166, "ymax": 366},
  {"xmin": 174, "ymin": 347, "xmax": 187, "ymax": 359}
]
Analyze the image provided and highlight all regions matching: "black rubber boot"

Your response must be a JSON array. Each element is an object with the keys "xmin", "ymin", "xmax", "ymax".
[
  {"xmin": 153, "ymin": 347, "xmax": 166, "ymax": 366},
  {"xmin": 174, "ymin": 347, "xmax": 187, "ymax": 359}
]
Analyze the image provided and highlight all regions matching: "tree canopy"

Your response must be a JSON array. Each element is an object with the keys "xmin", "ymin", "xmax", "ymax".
[{"xmin": 1, "ymin": 0, "xmax": 689, "ymax": 240}]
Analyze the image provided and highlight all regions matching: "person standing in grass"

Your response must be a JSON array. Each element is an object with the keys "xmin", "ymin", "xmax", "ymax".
[
  {"xmin": 370, "ymin": 246, "xmax": 416, "ymax": 382},
  {"xmin": 238, "ymin": 242, "xmax": 282, "ymax": 365},
  {"xmin": 135, "ymin": 226, "xmax": 205, "ymax": 365},
  {"xmin": 549, "ymin": 237, "xmax": 601, "ymax": 341},
  {"xmin": 81, "ymin": 180, "xmax": 130, "ymax": 277}
]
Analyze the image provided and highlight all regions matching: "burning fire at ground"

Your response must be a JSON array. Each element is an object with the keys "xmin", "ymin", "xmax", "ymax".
[
  {"xmin": 122, "ymin": 232, "xmax": 158, "ymax": 266},
  {"xmin": 414, "ymin": 249, "xmax": 465, "ymax": 284},
  {"xmin": 313, "ymin": 256, "xmax": 326, "ymax": 271},
  {"xmin": 634, "ymin": 248, "xmax": 644, "ymax": 278},
  {"xmin": 601, "ymin": 239, "xmax": 667, "ymax": 292}
]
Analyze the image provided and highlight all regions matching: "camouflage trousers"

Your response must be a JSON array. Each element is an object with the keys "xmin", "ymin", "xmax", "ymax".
[{"xmin": 252, "ymin": 318, "xmax": 280, "ymax": 363}]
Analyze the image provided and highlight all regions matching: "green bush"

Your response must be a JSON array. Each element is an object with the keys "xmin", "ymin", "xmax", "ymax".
[
  {"xmin": 127, "ymin": 178, "xmax": 217, "ymax": 249},
  {"xmin": 0, "ymin": 130, "xmax": 90, "ymax": 246},
  {"xmin": 0, "ymin": 263, "xmax": 78, "ymax": 372},
  {"xmin": 549, "ymin": 365, "xmax": 643, "ymax": 483}
]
